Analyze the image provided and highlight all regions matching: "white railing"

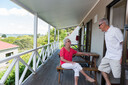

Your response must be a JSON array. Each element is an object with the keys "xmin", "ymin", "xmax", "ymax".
[{"xmin": 0, "ymin": 41, "xmax": 59, "ymax": 85}]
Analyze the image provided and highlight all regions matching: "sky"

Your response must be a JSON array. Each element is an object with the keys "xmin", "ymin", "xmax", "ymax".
[{"xmin": 0, "ymin": 0, "xmax": 49, "ymax": 35}]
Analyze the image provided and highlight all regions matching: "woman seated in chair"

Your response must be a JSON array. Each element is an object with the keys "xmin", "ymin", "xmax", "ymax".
[{"xmin": 60, "ymin": 38, "xmax": 95, "ymax": 85}]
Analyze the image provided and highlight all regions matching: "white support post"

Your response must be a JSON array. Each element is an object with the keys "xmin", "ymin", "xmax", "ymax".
[
  {"xmin": 15, "ymin": 58, "xmax": 19, "ymax": 85},
  {"xmin": 81, "ymin": 27, "xmax": 84, "ymax": 51},
  {"xmin": 48, "ymin": 25, "xmax": 50, "ymax": 57},
  {"xmin": 54, "ymin": 28, "xmax": 56, "ymax": 50},
  {"xmin": 54, "ymin": 28, "xmax": 56, "ymax": 42},
  {"xmin": 58, "ymin": 30, "xmax": 59, "ymax": 48},
  {"xmin": 58, "ymin": 29, "xmax": 59, "ymax": 42},
  {"xmin": 33, "ymin": 13, "xmax": 38, "ymax": 71}
]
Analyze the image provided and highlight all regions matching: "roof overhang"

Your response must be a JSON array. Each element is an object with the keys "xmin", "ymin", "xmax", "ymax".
[{"xmin": 11, "ymin": 0, "xmax": 99, "ymax": 29}]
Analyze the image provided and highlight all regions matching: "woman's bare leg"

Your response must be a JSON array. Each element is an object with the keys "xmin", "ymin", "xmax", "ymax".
[{"xmin": 80, "ymin": 70, "xmax": 95, "ymax": 82}]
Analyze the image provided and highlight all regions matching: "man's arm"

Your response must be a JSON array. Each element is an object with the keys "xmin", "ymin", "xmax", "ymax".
[{"xmin": 120, "ymin": 41, "xmax": 123, "ymax": 64}]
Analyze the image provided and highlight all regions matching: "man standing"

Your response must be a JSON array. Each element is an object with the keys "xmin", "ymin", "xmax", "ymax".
[{"xmin": 98, "ymin": 18, "xmax": 123, "ymax": 85}]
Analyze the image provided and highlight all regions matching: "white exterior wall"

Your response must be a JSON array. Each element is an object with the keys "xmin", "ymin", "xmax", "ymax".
[
  {"xmin": 0, "ymin": 48, "xmax": 18, "ymax": 60},
  {"xmin": 91, "ymin": 23, "xmax": 104, "ymax": 65},
  {"xmin": 81, "ymin": 27, "xmax": 85, "ymax": 51},
  {"xmin": 81, "ymin": 0, "xmax": 126, "ymax": 84},
  {"xmin": 82, "ymin": 0, "xmax": 113, "ymax": 67},
  {"xmin": 90, "ymin": 1, "xmax": 125, "ymax": 84},
  {"xmin": 80, "ymin": 0, "xmax": 114, "ymax": 85},
  {"xmin": 66, "ymin": 26, "xmax": 80, "ymax": 44},
  {"xmin": 0, "ymin": 48, "xmax": 18, "ymax": 71}
]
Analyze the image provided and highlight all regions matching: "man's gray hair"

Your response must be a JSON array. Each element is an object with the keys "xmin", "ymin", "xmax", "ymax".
[
  {"xmin": 100, "ymin": 18, "xmax": 108, "ymax": 25},
  {"xmin": 63, "ymin": 37, "xmax": 70, "ymax": 45}
]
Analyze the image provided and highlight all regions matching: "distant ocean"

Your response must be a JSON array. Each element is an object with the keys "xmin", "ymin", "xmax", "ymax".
[{"xmin": 4, "ymin": 34, "xmax": 32, "ymax": 37}]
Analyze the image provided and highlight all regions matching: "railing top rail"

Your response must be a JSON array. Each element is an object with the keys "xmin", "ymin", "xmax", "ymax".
[{"xmin": 0, "ymin": 42, "xmax": 58, "ymax": 63}]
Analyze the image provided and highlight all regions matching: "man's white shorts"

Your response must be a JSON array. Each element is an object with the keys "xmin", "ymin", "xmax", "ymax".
[{"xmin": 98, "ymin": 57, "xmax": 121, "ymax": 78}]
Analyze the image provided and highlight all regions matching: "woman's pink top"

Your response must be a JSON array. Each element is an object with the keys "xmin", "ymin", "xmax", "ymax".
[{"xmin": 60, "ymin": 47, "xmax": 77, "ymax": 65}]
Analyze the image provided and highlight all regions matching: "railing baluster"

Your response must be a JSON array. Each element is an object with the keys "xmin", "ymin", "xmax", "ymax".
[
  {"xmin": 51, "ymin": 43, "xmax": 53, "ymax": 54},
  {"xmin": 0, "ymin": 59, "xmax": 17, "ymax": 84},
  {"xmin": 36, "ymin": 51, "xmax": 43, "ymax": 67},
  {"xmin": 47, "ymin": 46, "xmax": 49, "ymax": 58},
  {"xmin": 53, "ymin": 42, "xmax": 55, "ymax": 52},
  {"xmin": 19, "ymin": 52, "xmax": 35, "ymax": 84},
  {"xmin": 19, "ymin": 58, "xmax": 35, "ymax": 74},
  {"xmin": 42, "ymin": 48, "xmax": 45, "ymax": 62},
  {"xmin": 33, "ymin": 51, "xmax": 36, "ymax": 72},
  {"xmin": 40, "ymin": 48, "xmax": 44, "ymax": 61},
  {"xmin": 15, "ymin": 57, "xmax": 19, "ymax": 85},
  {"xmin": 0, "ymin": 42, "xmax": 58, "ymax": 85}
]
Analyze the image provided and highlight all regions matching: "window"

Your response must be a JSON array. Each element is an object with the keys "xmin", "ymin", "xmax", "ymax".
[{"xmin": 6, "ymin": 52, "xmax": 13, "ymax": 57}]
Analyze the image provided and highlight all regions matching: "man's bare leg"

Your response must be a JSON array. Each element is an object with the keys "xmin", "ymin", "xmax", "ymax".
[
  {"xmin": 75, "ymin": 76, "xmax": 78, "ymax": 85},
  {"xmin": 102, "ymin": 72, "xmax": 111, "ymax": 85}
]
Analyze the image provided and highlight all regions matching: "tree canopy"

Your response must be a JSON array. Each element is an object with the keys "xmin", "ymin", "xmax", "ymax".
[
  {"xmin": 0, "ymin": 27, "xmax": 75, "ymax": 50},
  {"xmin": 1, "ymin": 34, "xmax": 7, "ymax": 38}
]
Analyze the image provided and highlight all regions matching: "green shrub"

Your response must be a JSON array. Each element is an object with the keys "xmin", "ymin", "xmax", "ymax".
[{"xmin": 0, "ymin": 53, "xmax": 33, "ymax": 85}]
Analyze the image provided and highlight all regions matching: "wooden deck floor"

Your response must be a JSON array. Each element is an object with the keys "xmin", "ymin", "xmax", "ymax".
[{"xmin": 22, "ymin": 50, "xmax": 95, "ymax": 85}]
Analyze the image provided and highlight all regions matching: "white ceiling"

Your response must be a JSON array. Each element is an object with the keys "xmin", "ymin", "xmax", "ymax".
[{"xmin": 11, "ymin": 0, "xmax": 99, "ymax": 29}]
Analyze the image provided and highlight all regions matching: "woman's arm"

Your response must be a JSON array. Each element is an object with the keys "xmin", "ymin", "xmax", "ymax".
[
  {"xmin": 76, "ymin": 52, "xmax": 90, "ymax": 56},
  {"xmin": 60, "ymin": 56, "xmax": 75, "ymax": 64}
]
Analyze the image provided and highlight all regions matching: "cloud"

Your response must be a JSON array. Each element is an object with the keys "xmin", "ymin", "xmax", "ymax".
[
  {"xmin": 0, "ymin": 8, "xmax": 49, "ymax": 35},
  {"xmin": 0, "ymin": 21, "xmax": 49, "ymax": 34},
  {"xmin": 0, "ymin": 8, "xmax": 31, "ymax": 16},
  {"xmin": 38, "ymin": 24, "xmax": 48, "ymax": 35}
]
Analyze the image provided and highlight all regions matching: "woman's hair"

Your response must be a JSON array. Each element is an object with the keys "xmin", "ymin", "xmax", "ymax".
[
  {"xmin": 100, "ymin": 18, "xmax": 108, "ymax": 25},
  {"xmin": 63, "ymin": 37, "xmax": 70, "ymax": 46}
]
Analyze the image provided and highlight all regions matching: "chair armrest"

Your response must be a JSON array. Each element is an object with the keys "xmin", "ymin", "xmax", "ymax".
[{"xmin": 75, "ymin": 52, "xmax": 99, "ymax": 67}]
